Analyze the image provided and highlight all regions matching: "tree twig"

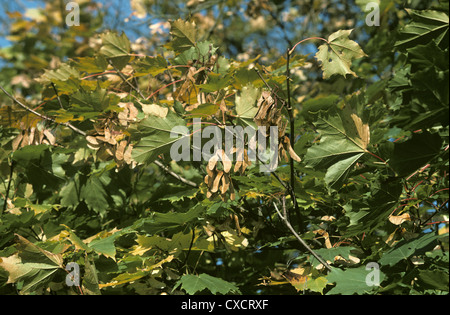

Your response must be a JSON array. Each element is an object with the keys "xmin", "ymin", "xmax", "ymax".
[
  {"xmin": 0, "ymin": 84, "xmax": 87, "ymax": 136},
  {"xmin": 286, "ymin": 47, "xmax": 303, "ymax": 231},
  {"xmin": 153, "ymin": 160, "xmax": 198, "ymax": 188},
  {"xmin": 274, "ymin": 199, "xmax": 332, "ymax": 272},
  {"xmin": 51, "ymin": 82, "xmax": 65, "ymax": 110},
  {"xmin": 104, "ymin": 62, "xmax": 198, "ymax": 187},
  {"xmin": 1, "ymin": 84, "xmax": 198, "ymax": 189},
  {"xmin": 255, "ymin": 67, "xmax": 303, "ymax": 231},
  {"xmin": 107, "ymin": 59, "xmax": 146, "ymax": 99}
]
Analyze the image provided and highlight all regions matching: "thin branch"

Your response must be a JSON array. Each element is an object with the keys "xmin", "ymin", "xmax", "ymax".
[
  {"xmin": 107, "ymin": 59, "xmax": 146, "ymax": 99},
  {"xmin": 421, "ymin": 199, "xmax": 449, "ymax": 226},
  {"xmin": 51, "ymin": 82, "xmax": 64, "ymax": 110},
  {"xmin": 218, "ymin": 115, "xmax": 290, "ymax": 192},
  {"xmin": 154, "ymin": 160, "xmax": 198, "ymax": 188},
  {"xmin": 274, "ymin": 200, "xmax": 332, "ymax": 272},
  {"xmin": 182, "ymin": 228, "xmax": 196, "ymax": 268},
  {"xmin": 286, "ymin": 46, "xmax": 302, "ymax": 231},
  {"xmin": 1, "ymin": 84, "xmax": 197, "ymax": 189},
  {"xmin": 147, "ymin": 79, "xmax": 184, "ymax": 101},
  {"xmin": 255, "ymin": 66, "xmax": 303, "ymax": 231},
  {"xmin": 0, "ymin": 84, "xmax": 87, "ymax": 136}
]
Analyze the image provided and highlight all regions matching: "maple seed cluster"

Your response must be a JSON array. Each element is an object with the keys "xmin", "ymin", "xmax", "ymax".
[
  {"xmin": 253, "ymin": 91, "xmax": 301, "ymax": 163},
  {"xmin": 12, "ymin": 123, "xmax": 57, "ymax": 151},
  {"xmin": 86, "ymin": 102, "xmax": 137, "ymax": 169},
  {"xmin": 205, "ymin": 148, "xmax": 251, "ymax": 201}
]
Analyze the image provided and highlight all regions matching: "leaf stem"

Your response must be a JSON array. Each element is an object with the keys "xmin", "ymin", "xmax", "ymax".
[
  {"xmin": 366, "ymin": 150, "xmax": 386, "ymax": 163},
  {"xmin": 289, "ymin": 37, "xmax": 329, "ymax": 56},
  {"xmin": 147, "ymin": 79, "xmax": 184, "ymax": 101}
]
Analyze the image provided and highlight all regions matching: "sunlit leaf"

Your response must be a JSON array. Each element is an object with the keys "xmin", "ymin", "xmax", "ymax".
[{"xmin": 315, "ymin": 29, "xmax": 367, "ymax": 79}]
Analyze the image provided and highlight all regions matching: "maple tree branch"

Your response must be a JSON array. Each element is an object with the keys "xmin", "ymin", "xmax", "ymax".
[
  {"xmin": 107, "ymin": 59, "xmax": 146, "ymax": 99},
  {"xmin": 104, "ymin": 60, "xmax": 199, "ymax": 187},
  {"xmin": 0, "ymin": 84, "xmax": 87, "ymax": 137},
  {"xmin": 51, "ymin": 82, "xmax": 65, "ymax": 110},
  {"xmin": 243, "ymin": 70, "xmax": 304, "ymax": 230},
  {"xmin": 147, "ymin": 79, "xmax": 184, "ymax": 101},
  {"xmin": 286, "ymin": 47, "xmax": 303, "ymax": 231},
  {"xmin": 274, "ymin": 198, "xmax": 332, "ymax": 272},
  {"xmin": 1, "ymin": 84, "xmax": 197, "ymax": 189},
  {"xmin": 154, "ymin": 159, "xmax": 198, "ymax": 188}
]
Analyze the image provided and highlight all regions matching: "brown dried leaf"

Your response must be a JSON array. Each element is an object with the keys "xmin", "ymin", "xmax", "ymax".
[
  {"xmin": 229, "ymin": 182, "xmax": 236, "ymax": 201},
  {"xmin": 321, "ymin": 216, "xmax": 336, "ymax": 222},
  {"xmin": 389, "ymin": 213, "xmax": 411, "ymax": 225},
  {"xmin": 22, "ymin": 131, "xmax": 29, "ymax": 147},
  {"xmin": 314, "ymin": 229, "xmax": 332, "ymax": 249},
  {"xmin": 141, "ymin": 103, "xmax": 169, "ymax": 118},
  {"xmin": 234, "ymin": 160, "xmax": 243, "ymax": 174},
  {"xmin": 254, "ymin": 91, "xmax": 274, "ymax": 123},
  {"xmin": 287, "ymin": 141, "xmax": 301, "ymax": 162},
  {"xmin": 86, "ymin": 136, "xmax": 101, "ymax": 150}
]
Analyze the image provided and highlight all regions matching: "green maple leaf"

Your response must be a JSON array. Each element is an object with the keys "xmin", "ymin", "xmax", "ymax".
[
  {"xmin": 135, "ymin": 55, "xmax": 168, "ymax": 76},
  {"xmin": 169, "ymin": 19, "xmax": 198, "ymax": 53},
  {"xmin": 131, "ymin": 110, "xmax": 187, "ymax": 164},
  {"xmin": 174, "ymin": 273, "xmax": 240, "ymax": 295},
  {"xmin": 315, "ymin": 29, "xmax": 367, "ymax": 79},
  {"xmin": 100, "ymin": 32, "xmax": 131, "ymax": 70},
  {"xmin": 327, "ymin": 266, "xmax": 385, "ymax": 295},
  {"xmin": 304, "ymin": 106, "xmax": 370, "ymax": 189},
  {"xmin": 37, "ymin": 63, "xmax": 81, "ymax": 95},
  {"xmin": 395, "ymin": 9, "xmax": 449, "ymax": 50},
  {"xmin": 235, "ymin": 84, "xmax": 261, "ymax": 127}
]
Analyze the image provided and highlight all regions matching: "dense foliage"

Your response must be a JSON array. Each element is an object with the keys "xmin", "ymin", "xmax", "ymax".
[{"xmin": 0, "ymin": 0, "xmax": 448, "ymax": 295}]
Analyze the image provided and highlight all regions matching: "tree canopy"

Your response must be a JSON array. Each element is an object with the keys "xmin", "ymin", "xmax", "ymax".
[{"xmin": 0, "ymin": 0, "xmax": 448, "ymax": 295}]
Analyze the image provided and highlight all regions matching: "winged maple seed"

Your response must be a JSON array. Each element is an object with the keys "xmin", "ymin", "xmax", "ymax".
[
  {"xmin": 234, "ymin": 147, "xmax": 251, "ymax": 174},
  {"xmin": 12, "ymin": 123, "xmax": 57, "ymax": 151},
  {"xmin": 86, "ymin": 106, "xmax": 137, "ymax": 169},
  {"xmin": 279, "ymin": 135, "xmax": 301, "ymax": 163},
  {"xmin": 350, "ymin": 113, "xmax": 370, "ymax": 150},
  {"xmin": 204, "ymin": 149, "xmax": 236, "ymax": 201},
  {"xmin": 254, "ymin": 91, "xmax": 281, "ymax": 132},
  {"xmin": 254, "ymin": 91, "xmax": 301, "ymax": 163}
]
